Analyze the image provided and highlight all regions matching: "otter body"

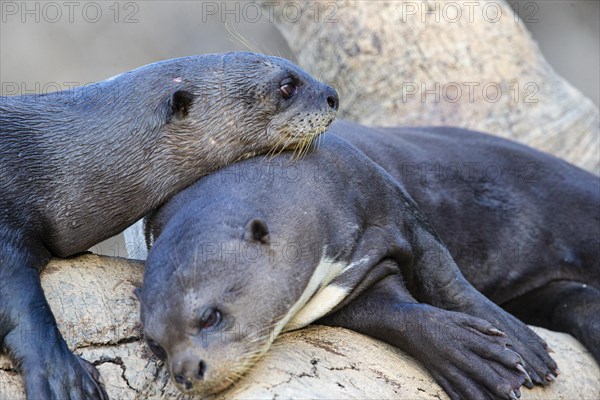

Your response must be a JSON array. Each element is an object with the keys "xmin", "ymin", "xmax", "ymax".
[
  {"xmin": 142, "ymin": 129, "xmax": 572, "ymax": 399},
  {"xmin": 0, "ymin": 52, "xmax": 338, "ymax": 399},
  {"xmin": 332, "ymin": 121, "xmax": 600, "ymax": 362}
]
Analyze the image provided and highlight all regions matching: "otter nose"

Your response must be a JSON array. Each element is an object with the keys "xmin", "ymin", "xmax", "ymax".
[
  {"xmin": 325, "ymin": 86, "xmax": 339, "ymax": 111},
  {"xmin": 172, "ymin": 358, "xmax": 206, "ymax": 390}
]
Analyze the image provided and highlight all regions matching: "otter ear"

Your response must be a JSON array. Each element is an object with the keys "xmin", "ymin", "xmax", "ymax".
[
  {"xmin": 171, "ymin": 90, "xmax": 194, "ymax": 119},
  {"xmin": 243, "ymin": 218, "xmax": 270, "ymax": 244}
]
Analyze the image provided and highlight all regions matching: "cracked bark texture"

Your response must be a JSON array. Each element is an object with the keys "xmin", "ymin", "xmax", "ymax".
[
  {"xmin": 266, "ymin": 0, "xmax": 599, "ymax": 175},
  {"xmin": 0, "ymin": 254, "xmax": 598, "ymax": 399}
]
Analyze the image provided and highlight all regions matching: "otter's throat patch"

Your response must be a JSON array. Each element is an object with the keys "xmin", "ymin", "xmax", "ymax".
[
  {"xmin": 276, "ymin": 255, "xmax": 353, "ymax": 334},
  {"xmin": 284, "ymin": 285, "xmax": 349, "ymax": 331}
]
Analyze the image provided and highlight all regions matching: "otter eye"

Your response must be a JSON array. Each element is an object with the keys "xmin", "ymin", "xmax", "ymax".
[
  {"xmin": 199, "ymin": 308, "xmax": 222, "ymax": 330},
  {"xmin": 280, "ymin": 78, "xmax": 297, "ymax": 99},
  {"xmin": 147, "ymin": 339, "xmax": 167, "ymax": 361}
]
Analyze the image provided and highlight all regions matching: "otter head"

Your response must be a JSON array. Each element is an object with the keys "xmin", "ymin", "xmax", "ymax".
[
  {"xmin": 163, "ymin": 52, "xmax": 339, "ymax": 168},
  {"xmin": 140, "ymin": 206, "xmax": 321, "ymax": 395}
]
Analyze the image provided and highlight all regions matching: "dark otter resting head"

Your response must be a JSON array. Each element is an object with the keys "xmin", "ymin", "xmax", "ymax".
[
  {"xmin": 0, "ymin": 52, "xmax": 337, "ymax": 400},
  {"xmin": 161, "ymin": 52, "xmax": 339, "ymax": 166},
  {"xmin": 141, "ymin": 176, "xmax": 335, "ymax": 395},
  {"xmin": 142, "ymin": 207, "xmax": 298, "ymax": 394}
]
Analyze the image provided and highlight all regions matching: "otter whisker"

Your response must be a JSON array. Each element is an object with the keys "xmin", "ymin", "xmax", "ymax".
[
  {"xmin": 264, "ymin": 127, "xmax": 290, "ymax": 161},
  {"xmin": 301, "ymin": 136, "xmax": 316, "ymax": 159},
  {"xmin": 275, "ymin": 134, "xmax": 297, "ymax": 162},
  {"xmin": 225, "ymin": 22, "xmax": 262, "ymax": 54}
]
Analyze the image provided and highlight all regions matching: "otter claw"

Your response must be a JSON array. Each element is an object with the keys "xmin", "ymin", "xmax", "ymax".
[
  {"xmin": 546, "ymin": 373, "xmax": 556, "ymax": 382},
  {"xmin": 516, "ymin": 363, "xmax": 532, "ymax": 385},
  {"xmin": 488, "ymin": 327, "xmax": 507, "ymax": 336},
  {"xmin": 509, "ymin": 390, "xmax": 519, "ymax": 400}
]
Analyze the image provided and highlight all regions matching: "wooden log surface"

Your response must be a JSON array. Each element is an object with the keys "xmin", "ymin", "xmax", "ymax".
[{"xmin": 0, "ymin": 255, "xmax": 598, "ymax": 399}]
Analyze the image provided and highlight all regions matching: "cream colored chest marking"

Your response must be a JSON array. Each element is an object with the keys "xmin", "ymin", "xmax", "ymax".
[
  {"xmin": 274, "ymin": 254, "xmax": 365, "ymax": 335},
  {"xmin": 284, "ymin": 284, "xmax": 349, "ymax": 332}
]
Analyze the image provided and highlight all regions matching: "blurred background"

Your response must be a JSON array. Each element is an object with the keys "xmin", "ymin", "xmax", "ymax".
[{"xmin": 1, "ymin": 0, "xmax": 598, "ymax": 257}]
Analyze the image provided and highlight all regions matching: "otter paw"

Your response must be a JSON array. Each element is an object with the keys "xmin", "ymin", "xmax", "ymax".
[
  {"xmin": 22, "ymin": 348, "xmax": 108, "ymax": 400},
  {"xmin": 477, "ymin": 307, "xmax": 559, "ymax": 387},
  {"xmin": 411, "ymin": 311, "xmax": 530, "ymax": 400}
]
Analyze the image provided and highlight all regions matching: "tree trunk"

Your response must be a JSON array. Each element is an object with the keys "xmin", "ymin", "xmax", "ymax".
[{"xmin": 269, "ymin": 0, "xmax": 599, "ymax": 175}]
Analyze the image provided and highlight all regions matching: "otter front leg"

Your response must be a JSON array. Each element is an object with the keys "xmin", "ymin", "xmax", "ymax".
[
  {"xmin": 0, "ymin": 239, "xmax": 108, "ymax": 400},
  {"xmin": 397, "ymin": 226, "xmax": 558, "ymax": 386},
  {"xmin": 317, "ymin": 272, "xmax": 530, "ymax": 400}
]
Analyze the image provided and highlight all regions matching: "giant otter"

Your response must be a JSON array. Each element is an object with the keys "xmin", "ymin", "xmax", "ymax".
[{"xmin": 142, "ymin": 121, "xmax": 599, "ymax": 399}]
